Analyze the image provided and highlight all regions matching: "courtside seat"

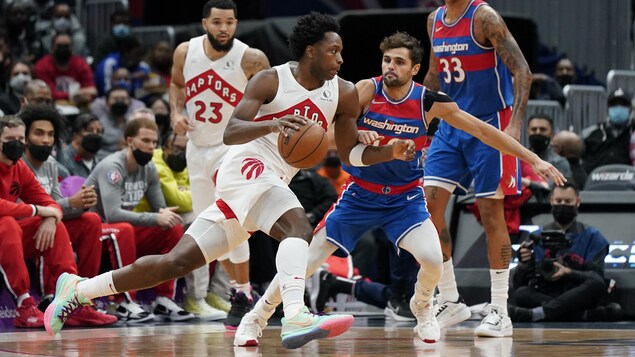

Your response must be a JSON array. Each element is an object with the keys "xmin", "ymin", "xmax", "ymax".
[{"xmin": 584, "ymin": 164, "xmax": 635, "ymax": 191}]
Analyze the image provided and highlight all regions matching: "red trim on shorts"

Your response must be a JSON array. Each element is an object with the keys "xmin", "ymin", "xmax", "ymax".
[
  {"xmin": 351, "ymin": 177, "xmax": 421, "ymax": 195},
  {"xmin": 216, "ymin": 199, "xmax": 237, "ymax": 220},
  {"xmin": 497, "ymin": 107, "xmax": 520, "ymax": 196}
]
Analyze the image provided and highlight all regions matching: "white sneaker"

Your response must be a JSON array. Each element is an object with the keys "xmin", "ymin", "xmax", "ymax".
[
  {"xmin": 153, "ymin": 297, "xmax": 195, "ymax": 322},
  {"xmin": 410, "ymin": 297, "xmax": 440, "ymax": 343},
  {"xmin": 434, "ymin": 294, "xmax": 471, "ymax": 329},
  {"xmin": 234, "ymin": 310, "xmax": 267, "ymax": 347},
  {"xmin": 116, "ymin": 300, "xmax": 156, "ymax": 323},
  {"xmin": 183, "ymin": 296, "xmax": 227, "ymax": 321},
  {"xmin": 474, "ymin": 304, "xmax": 513, "ymax": 337}
]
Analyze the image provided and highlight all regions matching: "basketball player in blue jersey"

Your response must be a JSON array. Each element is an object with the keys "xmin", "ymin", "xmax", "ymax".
[
  {"xmin": 233, "ymin": 31, "xmax": 563, "ymax": 346},
  {"xmin": 423, "ymin": 0, "xmax": 533, "ymax": 337}
]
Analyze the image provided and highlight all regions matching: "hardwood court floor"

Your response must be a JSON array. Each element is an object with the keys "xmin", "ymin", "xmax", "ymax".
[{"xmin": 0, "ymin": 318, "xmax": 633, "ymax": 356}]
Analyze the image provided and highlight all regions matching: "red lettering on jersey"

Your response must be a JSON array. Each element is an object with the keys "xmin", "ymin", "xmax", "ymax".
[
  {"xmin": 185, "ymin": 68, "xmax": 243, "ymax": 107},
  {"xmin": 253, "ymin": 98, "xmax": 328, "ymax": 130}
]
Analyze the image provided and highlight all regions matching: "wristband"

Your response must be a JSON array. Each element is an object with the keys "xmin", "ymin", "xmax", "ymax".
[
  {"xmin": 349, "ymin": 143, "xmax": 369, "ymax": 167},
  {"xmin": 32, "ymin": 204, "xmax": 38, "ymax": 217}
]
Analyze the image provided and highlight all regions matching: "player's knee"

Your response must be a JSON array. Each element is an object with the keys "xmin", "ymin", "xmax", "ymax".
[{"xmin": 161, "ymin": 253, "xmax": 196, "ymax": 279}]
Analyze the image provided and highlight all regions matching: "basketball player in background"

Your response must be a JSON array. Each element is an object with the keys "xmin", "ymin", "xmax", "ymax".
[
  {"xmin": 170, "ymin": 0, "xmax": 270, "ymax": 326},
  {"xmin": 45, "ymin": 12, "xmax": 417, "ymax": 349},
  {"xmin": 233, "ymin": 31, "xmax": 563, "ymax": 347},
  {"xmin": 423, "ymin": 0, "xmax": 532, "ymax": 337}
]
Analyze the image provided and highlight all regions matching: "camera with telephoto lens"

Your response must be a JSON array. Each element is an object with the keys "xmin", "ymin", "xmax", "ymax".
[{"xmin": 527, "ymin": 230, "xmax": 572, "ymax": 279}]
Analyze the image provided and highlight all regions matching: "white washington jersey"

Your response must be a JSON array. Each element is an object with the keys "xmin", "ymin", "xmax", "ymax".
[
  {"xmin": 228, "ymin": 62, "xmax": 339, "ymax": 183},
  {"xmin": 183, "ymin": 35, "xmax": 249, "ymax": 147}
]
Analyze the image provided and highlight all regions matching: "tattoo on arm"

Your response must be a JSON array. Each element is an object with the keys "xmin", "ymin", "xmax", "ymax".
[
  {"xmin": 477, "ymin": 7, "xmax": 531, "ymax": 127},
  {"xmin": 500, "ymin": 243, "xmax": 512, "ymax": 266},
  {"xmin": 423, "ymin": 12, "xmax": 441, "ymax": 90},
  {"xmin": 428, "ymin": 186, "xmax": 438, "ymax": 199}
]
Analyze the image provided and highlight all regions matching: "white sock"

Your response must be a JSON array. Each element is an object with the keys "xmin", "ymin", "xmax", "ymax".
[
  {"xmin": 77, "ymin": 271, "xmax": 116, "ymax": 300},
  {"xmin": 490, "ymin": 269, "xmax": 509, "ymax": 314},
  {"xmin": 17, "ymin": 293, "xmax": 30, "ymax": 307},
  {"xmin": 276, "ymin": 238, "xmax": 309, "ymax": 319},
  {"xmin": 438, "ymin": 258, "xmax": 459, "ymax": 302},
  {"xmin": 229, "ymin": 280, "xmax": 237, "ymax": 289},
  {"xmin": 236, "ymin": 282, "xmax": 252, "ymax": 298}
]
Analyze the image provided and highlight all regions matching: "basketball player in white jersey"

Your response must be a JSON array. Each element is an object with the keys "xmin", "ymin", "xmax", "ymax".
[{"xmin": 170, "ymin": 0, "xmax": 270, "ymax": 325}]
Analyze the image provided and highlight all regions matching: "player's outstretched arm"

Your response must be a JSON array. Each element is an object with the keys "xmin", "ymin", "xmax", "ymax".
[
  {"xmin": 427, "ymin": 96, "xmax": 565, "ymax": 185},
  {"xmin": 422, "ymin": 12, "xmax": 440, "ymax": 91}
]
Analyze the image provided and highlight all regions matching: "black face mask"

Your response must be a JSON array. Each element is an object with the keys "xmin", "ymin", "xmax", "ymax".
[
  {"xmin": 552, "ymin": 204, "xmax": 578, "ymax": 226},
  {"xmin": 529, "ymin": 134, "xmax": 550, "ymax": 153},
  {"xmin": 155, "ymin": 114, "xmax": 170, "ymax": 128},
  {"xmin": 28, "ymin": 143, "xmax": 53, "ymax": 162},
  {"xmin": 165, "ymin": 152, "xmax": 187, "ymax": 172},
  {"xmin": 111, "ymin": 102, "xmax": 129, "ymax": 117},
  {"xmin": 557, "ymin": 74, "xmax": 574, "ymax": 86},
  {"xmin": 53, "ymin": 45, "xmax": 72, "ymax": 63},
  {"xmin": 132, "ymin": 148, "xmax": 153, "ymax": 166},
  {"xmin": 2, "ymin": 140, "xmax": 25, "ymax": 163},
  {"xmin": 81, "ymin": 134, "xmax": 103, "ymax": 153}
]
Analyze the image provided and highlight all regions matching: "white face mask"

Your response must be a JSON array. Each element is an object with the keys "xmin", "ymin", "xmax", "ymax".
[
  {"xmin": 53, "ymin": 17, "xmax": 71, "ymax": 33},
  {"xmin": 9, "ymin": 73, "xmax": 31, "ymax": 93}
]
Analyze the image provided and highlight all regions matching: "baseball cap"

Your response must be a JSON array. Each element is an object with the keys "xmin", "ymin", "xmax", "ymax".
[{"xmin": 607, "ymin": 88, "xmax": 632, "ymax": 106}]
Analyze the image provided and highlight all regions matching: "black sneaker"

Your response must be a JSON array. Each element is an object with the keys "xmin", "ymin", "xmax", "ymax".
[
  {"xmin": 385, "ymin": 294, "xmax": 415, "ymax": 321},
  {"xmin": 584, "ymin": 302, "xmax": 623, "ymax": 322},
  {"xmin": 225, "ymin": 289, "xmax": 254, "ymax": 330},
  {"xmin": 310, "ymin": 270, "xmax": 335, "ymax": 313},
  {"xmin": 507, "ymin": 305, "xmax": 533, "ymax": 322}
]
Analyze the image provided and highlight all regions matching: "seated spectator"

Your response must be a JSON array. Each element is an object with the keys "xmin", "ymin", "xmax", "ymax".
[
  {"xmin": 34, "ymin": 33, "xmax": 96, "ymax": 107},
  {"xmin": 509, "ymin": 181, "xmax": 619, "ymax": 322},
  {"xmin": 552, "ymin": 130, "xmax": 588, "ymax": 188},
  {"xmin": 316, "ymin": 150, "xmax": 350, "ymax": 195},
  {"xmin": 91, "ymin": 86, "xmax": 142, "ymax": 155},
  {"xmin": 554, "ymin": 58, "xmax": 578, "ymax": 88},
  {"xmin": 582, "ymin": 88, "xmax": 634, "ymax": 173},
  {"xmin": 95, "ymin": 36, "xmax": 150, "ymax": 98},
  {"xmin": 0, "ymin": 60, "xmax": 33, "ymax": 115},
  {"xmin": 4, "ymin": 0, "xmax": 45, "ymax": 64},
  {"xmin": 85, "ymin": 117, "xmax": 195, "ymax": 322},
  {"xmin": 93, "ymin": 9, "xmax": 132, "ymax": 66},
  {"xmin": 0, "ymin": 115, "xmax": 116, "ymax": 328},
  {"xmin": 57, "ymin": 113, "xmax": 104, "ymax": 178},
  {"xmin": 146, "ymin": 95, "xmax": 170, "ymax": 144},
  {"xmin": 141, "ymin": 40, "xmax": 173, "ymax": 98},
  {"xmin": 527, "ymin": 114, "xmax": 572, "ymax": 179},
  {"xmin": 21, "ymin": 79, "xmax": 54, "ymax": 108},
  {"xmin": 36, "ymin": 2, "xmax": 88, "ymax": 56},
  {"xmin": 530, "ymin": 73, "xmax": 565, "ymax": 105}
]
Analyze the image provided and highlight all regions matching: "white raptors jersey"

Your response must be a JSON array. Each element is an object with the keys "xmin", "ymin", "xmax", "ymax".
[
  {"xmin": 229, "ymin": 62, "xmax": 340, "ymax": 183},
  {"xmin": 183, "ymin": 35, "xmax": 249, "ymax": 147}
]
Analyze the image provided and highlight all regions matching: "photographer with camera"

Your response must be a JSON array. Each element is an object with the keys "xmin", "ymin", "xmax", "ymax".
[{"xmin": 509, "ymin": 181, "xmax": 619, "ymax": 322}]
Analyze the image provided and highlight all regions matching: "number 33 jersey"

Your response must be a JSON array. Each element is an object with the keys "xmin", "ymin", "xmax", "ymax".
[
  {"xmin": 183, "ymin": 35, "xmax": 249, "ymax": 147},
  {"xmin": 431, "ymin": 0, "xmax": 513, "ymax": 117}
]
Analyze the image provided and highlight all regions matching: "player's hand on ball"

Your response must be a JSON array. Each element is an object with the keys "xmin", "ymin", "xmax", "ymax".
[
  {"xmin": 391, "ymin": 139, "xmax": 415, "ymax": 161},
  {"xmin": 357, "ymin": 130, "xmax": 384, "ymax": 145},
  {"xmin": 272, "ymin": 115, "xmax": 308, "ymax": 137},
  {"xmin": 532, "ymin": 159, "xmax": 566, "ymax": 186},
  {"xmin": 172, "ymin": 113, "xmax": 195, "ymax": 134}
]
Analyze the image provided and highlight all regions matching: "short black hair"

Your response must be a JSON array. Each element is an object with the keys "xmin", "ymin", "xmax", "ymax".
[
  {"xmin": 379, "ymin": 31, "xmax": 423, "ymax": 65},
  {"xmin": 72, "ymin": 113, "xmax": 100, "ymax": 135},
  {"xmin": 288, "ymin": 12, "xmax": 340, "ymax": 61},
  {"xmin": 106, "ymin": 85, "xmax": 130, "ymax": 100},
  {"xmin": 203, "ymin": 0, "xmax": 237, "ymax": 18},
  {"xmin": 18, "ymin": 104, "xmax": 67, "ymax": 146},
  {"xmin": 110, "ymin": 9, "xmax": 130, "ymax": 24},
  {"xmin": 553, "ymin": 180, "xmax": 580, "ymax": 196},
  {"xmin": 528, "ymin": 113, "xmax": 554, "ymax": 128}
]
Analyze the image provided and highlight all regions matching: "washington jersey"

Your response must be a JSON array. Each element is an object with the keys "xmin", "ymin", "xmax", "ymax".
[
  {"xmin": 183, "ymin": 35, "xmax": 249, "ymax": 147},
  {"xmin": 431, "ymin": 0, "xmax": 513, "ymax": 117},
  {"xmin": 343, "ymin": 77, "xmax": 428, "ymax": 186},
  {"xmin": 236, "ymin": 62, "xmax": 339, "ymax": 183}
]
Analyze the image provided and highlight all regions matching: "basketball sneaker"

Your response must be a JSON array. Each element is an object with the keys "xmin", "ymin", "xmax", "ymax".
[
  {"xmin": 14, "ymin": 297, "xmax": 44, "ymax": 328},
  {"xmin": 153, "ymin": 296, "xmax": 195, "ymax": 322},
  {"xmin": 474, "ymin": 304, "xmax": 513, "ymax": 337},
  {"xmin": 64, "ymin": 306, "xmax": 118, "ymax": 327},
  {"xmin": 116, "ymin": 300, "xmax": 156, "ymax": 323},
  {"xmin": 234, "ymin": 310, "xmax": 268, "ymax": 347},
  {"xmin": 410, "ymin": 297, "xmax": 440, "ymax": 343},
  {"xmin": 184, "ymin": 296, "xmax": 227, "ymax": 321},
  {"xmin": 280, "ymin": 306, "xmax": 354, "ymax": 349},
  {"xmin": 44, "ymin": 272, "xmax": 93, "ymax": 335},
  {"xmin": 434, "ymin": 294, "xmax": 471, "ymax": 329},
  {"xmin": 206, "ymin": 291, "xmax": 231, "ymax": 312},
  {"xmin": 385, "ymin": 293, "xmax": 416, "ymax": 322},
  {"xmin": 225, "ymin": 289, "xmax": 255, "ymax": 330}
]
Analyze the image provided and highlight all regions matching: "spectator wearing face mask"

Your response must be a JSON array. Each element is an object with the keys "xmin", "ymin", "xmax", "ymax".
[
  {"xmin": 57, "ymin": 113, "xmax": 104, "ymax": 178},
  {"xmin": 146, "ymin": 95, "xmax": 170, "ymax": 145},
  {"xmin": 36, "ymin": 3, "xmax": 88, "ymax": 57},
  {"xmin": 527, "ymin": 114, "xmax": 572, "ymax": 180},
  {"xmin": 93, "ymin": 9, "xmax": 132, "ymax": 67},
  {"xmin": 34, "ymin": 33, "xmax": 96, "ymax": 107},
  {"xmin": 582, "ymin": 88, "xmax": 635, "ymax": 173},
  {"xmin": 90, "ymin": 86, "xmax": 135, "ymax": 155},
  {"xmin": 0, "ymin": 61, "xmax": 34, "ymax": 115}
]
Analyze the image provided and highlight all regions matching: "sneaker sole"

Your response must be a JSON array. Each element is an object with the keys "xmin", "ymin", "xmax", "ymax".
[
  {"xmin": 225, "ymin": 324, "xmax": 238, "ymax": 331},
  {"xmin": 438, "ymin": 305, "xmax": 472, "ymax": 329},
  {"xmin": 474, "ymin": 326, "xmax": 513, "ymax": 337},
  {"xmin": 384, "ymin": 307, "xmax": 415, "ymax": 322},
  {"xmin": 281, "ymin": 315, "xmax": 354, "ymax": 349}
]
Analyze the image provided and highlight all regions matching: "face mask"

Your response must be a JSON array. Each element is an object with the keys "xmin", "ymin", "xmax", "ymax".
[
  {"xmin": 81, "ymin": 133, "xmax": 103, "ymax": 153},
  {"xmin": 551, "ymin": 204, "xmax": 578, "ymax": 226},
  {"xmin": 112, "ymin": 24, "xmax": 130, "ymax": 38},
  {"xmin": 52, "ymin": 17, "xmax": 71, "ymax": 33},
  {"xmin": 557, "ymin": 74, "xmax": 574, "ymax": 86},
  {"xmin": 110, "ymin": 102, "xmax": 128, "ymax": 116},
  {"xmin": 529, "ymin": 134, "xmax": 550, "ymax": 153},
  {"xmin": 53, "ymin": 44, "xmax": 72, "ymax": 63},
  {"xmin": 608, "ymin": 105, "xmax": 630, "ymax": 126},
  {"xmin": 165, "ymin": 152, "xmax": 187, "ymax": 172},
  {"xmin": 132, "ymin": 148, "xmax": 153, "ymax": 166},
  {"xmin": 27, "ymin": 143, "xmax": 53, "ymax": 162},
  {"xmin": 10, "ymin": 73, "xmax": 31, "ymax": 94},
  {"xmin": 1, "ymin": 140, "xmax": 25, "ymax": 163},
  {"xmin": 154, "ymin": 114, "xmax": 170, "ymax": 128}
]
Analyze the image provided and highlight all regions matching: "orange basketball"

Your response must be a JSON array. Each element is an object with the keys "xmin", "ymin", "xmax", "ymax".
[{"xmin": 277, "ymin": 119, "xmax": 329, "ymax": 169}]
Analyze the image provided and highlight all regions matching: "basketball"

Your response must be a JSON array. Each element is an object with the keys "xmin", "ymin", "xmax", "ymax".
[{"xmin": 277, "ymin": 119, "xmax": 329, "ymax": 169}]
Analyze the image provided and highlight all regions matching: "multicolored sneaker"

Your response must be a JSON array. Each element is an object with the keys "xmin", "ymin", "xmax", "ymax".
[
  {"xmin": 280, "ymin": 306, "xmax": 354, "ymax": 349},
  {"xmin": 225, "ymin": 289, "xmax": 254, "ymax": 330},
  {"xmin": 44, "ymin": 273, "xmax": 93, "ymax": 335}
]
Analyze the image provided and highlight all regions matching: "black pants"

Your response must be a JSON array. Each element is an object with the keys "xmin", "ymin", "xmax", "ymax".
[{"xmin": 514, "ymin": 273, "xmax": 605, "ymax": 321}]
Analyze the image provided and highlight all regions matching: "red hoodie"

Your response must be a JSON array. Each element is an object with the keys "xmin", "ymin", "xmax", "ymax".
[{"xmin": 0, "ymin": 160, "xmax": 60, "ymax": 218}]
